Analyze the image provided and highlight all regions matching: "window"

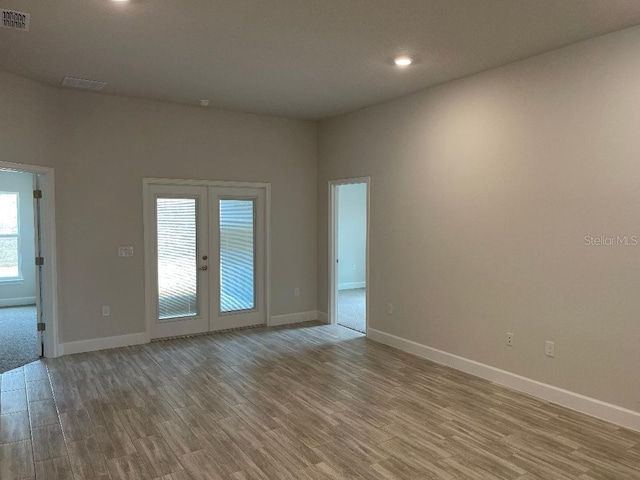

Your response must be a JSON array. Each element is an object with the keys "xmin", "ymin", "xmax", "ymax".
[{"xmin": 0, "ymin": 192, "xmax": 21, "ymax": 280}]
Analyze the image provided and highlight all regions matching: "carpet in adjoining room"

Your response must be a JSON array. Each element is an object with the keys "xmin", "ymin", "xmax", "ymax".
[
  {"xmin": 0, "ymin": 305, "xmax": 39, "ymax": 374},
  {"xmin": 337, "ymin": 288, "xmax": 366, "ymax": 333}
]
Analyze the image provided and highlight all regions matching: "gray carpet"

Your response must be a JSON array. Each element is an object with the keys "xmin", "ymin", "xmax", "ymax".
[
  {"xmin": 0, "ymin": 305, "xmax": 39, "ymax": 374},
  {"xmin": 337, "ymin": 288, "xmax": 366, "ymax": 333}
]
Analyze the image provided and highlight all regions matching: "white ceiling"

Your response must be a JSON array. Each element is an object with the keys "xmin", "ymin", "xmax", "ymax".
[{"xmin": 1, "ymin": 0, "xmax": 640, "ymax": 119}]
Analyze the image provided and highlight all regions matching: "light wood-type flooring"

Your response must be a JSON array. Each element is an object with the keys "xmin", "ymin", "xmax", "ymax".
[{"xmin": 1, "ymin": 322, "xmax": 639, "ymax": 479}]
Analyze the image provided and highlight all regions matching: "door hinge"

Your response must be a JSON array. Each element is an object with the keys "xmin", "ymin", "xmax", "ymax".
[
  {"xmin": 33, "ymin": 189, "xmax": 42, "ymax": 199},
  {"xmin": 37, "ymin": 323, "xmax": 46, "ymax": 332},
  {"xmin": 35, "ymin": 257, "xmax": 45, "ymax": 266}
]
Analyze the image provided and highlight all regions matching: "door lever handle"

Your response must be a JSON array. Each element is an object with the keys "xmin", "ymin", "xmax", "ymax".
[{"xmin": 199, "ymin": 265, "xmax": 208, "ymax": 271}]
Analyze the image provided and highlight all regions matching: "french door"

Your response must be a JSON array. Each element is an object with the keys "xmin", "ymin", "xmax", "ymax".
[{"xmin": 146, "ymin": 183, "xmax": 266, "ymax": 339}]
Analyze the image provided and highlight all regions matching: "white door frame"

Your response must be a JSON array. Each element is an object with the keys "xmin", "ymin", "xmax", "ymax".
[
  {"xmin": 143, "ymin": 177, "xmax": 271, "ymax": 340},
  {"xmin": 0, "ymin": 161, "xmax": 59, "ymax": 358},
  {"xmin": 328, "ymin": 177, "xmax": 370, "ymax": 333}
]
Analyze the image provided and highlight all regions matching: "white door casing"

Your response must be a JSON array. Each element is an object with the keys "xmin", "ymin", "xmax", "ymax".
[{"xmin": 328, "ymin": 177, "xmax": 370, "ymax": 332}]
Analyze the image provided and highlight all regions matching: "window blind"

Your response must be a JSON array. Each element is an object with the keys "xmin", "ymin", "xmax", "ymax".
[
  {"xmin": 156, "ymin": 197, "xmax": 198, "ymax": 320},
  {"xmin": 219, "ymin": 199, "xmax": 255, "ymax": 312}
]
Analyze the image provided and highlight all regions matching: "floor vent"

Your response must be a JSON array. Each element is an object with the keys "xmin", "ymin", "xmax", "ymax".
[
  {"xmin": 1, "ymin": 9, "xmax": 30, "ymax": 31},
  {"xmin": 61, "ymin": 76, "xmax": 107, "ymax": 91}
]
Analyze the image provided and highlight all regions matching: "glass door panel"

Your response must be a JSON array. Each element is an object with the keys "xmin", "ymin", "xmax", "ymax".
[
  {"xmin": 148, "ymin": 185, "xmax": 209, "ymax": 339},
  {"xmin": 210, "ymin": 188, "xmax": 265, "ymax": 330},
  {"xmin": 219, "ymin": 199, "xmax": 256, "ymax": 313},
  {"xmin": 157, "ymin": 198, "xmax": 199, "ymax": 320}
]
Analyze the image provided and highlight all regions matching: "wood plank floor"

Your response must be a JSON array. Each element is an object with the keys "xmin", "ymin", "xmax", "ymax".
[{"xmin": 1, "ymin": 322, "xmax": 639, "ymax": 479}]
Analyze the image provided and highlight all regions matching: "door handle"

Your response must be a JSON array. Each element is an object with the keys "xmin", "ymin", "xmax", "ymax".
[{"xmin": 199, "ymin": 265, "xmax": 208, "ymax": 271}]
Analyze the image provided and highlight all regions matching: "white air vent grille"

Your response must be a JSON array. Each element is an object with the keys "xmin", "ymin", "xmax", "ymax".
[
  {"xmin": 1, "ymin": 10, "xmax": 30, "ymax": 31},
  {"xmin": 61, "ymin": 77, "xmax": 107, "ymax": 91}
]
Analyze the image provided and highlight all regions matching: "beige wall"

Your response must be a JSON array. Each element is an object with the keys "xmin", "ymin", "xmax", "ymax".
[
  {"xmin": 318, "ymin": 26, "xmax": 640, "ymax": 412},
  {"xmin": 0, "ymin": 72, "xmax": 61, "ymax": 169},
  {"xmin": 1, "ymin": 72, "xmax": 318, "ymax": 344}
]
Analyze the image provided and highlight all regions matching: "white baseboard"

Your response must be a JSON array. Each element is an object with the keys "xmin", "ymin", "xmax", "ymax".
[
  {"xmin": 269, "ymin": 310, "xmax": 318, "ymax": 326},
  {"xmin": 60, "ymin": 311, "xmax": 323, "ymax": 356},
  {"xmin": 368, "ymin": 328, "xmax": 640, "ymax": 432},
  {"xmin": 59, "ymin": 332, "xmax": 149, "ymax": 356},
  {"xmin": 338, "ymin": 282, "xmax": 366, "ymax": 290},
  {"xmin": 0, "ymin": 296, "xmax": 36, "ymax": 307},
  {"xmin": 317, "ymin": 311, "xmax": 329, "ymax": 324}
]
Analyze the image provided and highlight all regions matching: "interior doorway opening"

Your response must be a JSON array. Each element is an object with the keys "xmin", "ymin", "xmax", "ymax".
[
  {"xmin": 329, "ymin": 178, "xmax": 369, "ymax": 334},
  {"xmin": 0, "ymin": 162, "xmax": 58, "ymax": 371},
  {"xmin": 0, "ymin": 170, "xmax": 38, "ymax": 373}
]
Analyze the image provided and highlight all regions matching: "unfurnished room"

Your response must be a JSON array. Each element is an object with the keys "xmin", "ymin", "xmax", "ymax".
[{"xmin": 1, "ymin": 1, "xmax": 639, "ymax": 479}]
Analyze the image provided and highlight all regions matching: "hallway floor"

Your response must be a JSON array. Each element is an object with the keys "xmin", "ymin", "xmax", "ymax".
[{"xmin": 337, "ymin": 288, "xmax": 366, "ymax": 333}]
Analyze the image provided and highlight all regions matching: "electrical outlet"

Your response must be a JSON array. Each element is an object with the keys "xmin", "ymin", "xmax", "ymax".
[
  {"xmin": 102, "ymin": 306, "xmax": 110, "ymax": 317},
  {"xmin": 506, "ymin": 332, "xmax": 514, "ymax": 346},
  {"xmin": 118, "ymin": 246, "xmax": 134, "ymax": 257},
  {"xmin": 545, "ymin": 341, "xmax": 555, "ymax": 357},
  {"xmin": 294, "ymin": 288, "xmax": 300, "ymax": 297},
  {"xmin": 387, "ymin": 303, "xmax": 393, "ymax": 314}
]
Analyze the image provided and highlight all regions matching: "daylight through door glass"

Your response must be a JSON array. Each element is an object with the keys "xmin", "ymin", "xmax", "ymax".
[
  {"xmin": 219, "ymin": 199, "xmax": 255, "ymax": 313},
  {"xmin": 156, "ymin": 197, "xmax": 198, "ymax": 320},
  {"xmin": 0, "ymin": 193, "xmax": 20, "ymax": 279}
]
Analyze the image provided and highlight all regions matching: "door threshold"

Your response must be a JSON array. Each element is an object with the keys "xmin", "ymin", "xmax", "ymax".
[{"xmin": 151, "ymin": 323, "xmax": 267, "ymax": 342}]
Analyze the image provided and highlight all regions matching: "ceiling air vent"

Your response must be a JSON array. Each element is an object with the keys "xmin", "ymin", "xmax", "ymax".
[
  {"xmin": 1, "ymin": 10, "xmax": 30, "ymax": 31},
  {"xmin": 61, "ymin": 77, "xmax": 107, "ymax": 91}
]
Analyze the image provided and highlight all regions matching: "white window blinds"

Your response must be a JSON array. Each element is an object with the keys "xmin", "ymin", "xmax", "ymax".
[
  {"xmin": 219, "ymin": 199, "xmax": 255, "ymax": 312},
  {"xmin": 156, "ymin": 197, "xmax": 198, "ymax": 320}
]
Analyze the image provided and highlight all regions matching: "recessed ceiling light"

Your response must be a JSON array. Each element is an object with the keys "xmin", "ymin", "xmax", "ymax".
[
  {"xmin": 394, "ymin": 55, "xmax": 413, "ymax": 67},
  {"xmin": 111, "ymin": 0, "xmax": 128, "ymax": 3},
  {"xmin": 199, "ymin": 100, "xmax": 210, "ymax": 107}
]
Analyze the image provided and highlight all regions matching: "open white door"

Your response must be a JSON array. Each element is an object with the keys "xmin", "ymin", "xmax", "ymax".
[{"xmin": 33, "ymin": 174, "xmax": 44, "ymax": 356}]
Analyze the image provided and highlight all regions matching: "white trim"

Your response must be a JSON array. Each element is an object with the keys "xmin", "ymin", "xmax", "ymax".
[
  {"xmin": 144, "ymin": 177, "xmax": 270, "ymax": 189},
  {"xmin": 0, "ymin": 296, "xmax": 36, "ymax": 307},
  {"xmin": 328, "ymin": 177, "xmax": 370, "ymax": 334},
  {"xmin": 61, "ymin": 309, "xmax": 317, "ymax": 355},
  {"xmin": 264, "ymin": 184, "xmax": 272, "ymax": 328},
  {"xmin": 269, "ymin": 310, "xmax": 318, "ymax": 326},
  {"xmin": 60, "ymin": 332, "xmax": 148, "ymax": 356},
  {"xmin": 368, "ymin": 328, "xmax": 640, "ymax": 432},
  {"xmin": 317, "ymin": 311, "xmax": 329, "ymax": 324},
  {"xmin": 0, "ymin": 162, "xmax": 55, "ymax": 175},
  {"xmin": 0, "ymin": 161, "xmax": 59, "ymax": 358},
  {"xmin": 338, "ymin": 281, "xmax": 366, "ymax": 290}
]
